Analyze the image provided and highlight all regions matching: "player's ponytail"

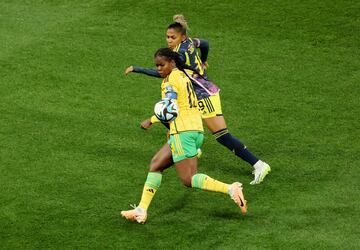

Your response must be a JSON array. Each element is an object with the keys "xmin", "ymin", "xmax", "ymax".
[
  {"xmin": 173, "ymin": 14, "xmax": 189, "ymax": 30},
  {"xmin": 168, "ymin": 14, "xmax": 188, "ymax": 35}
]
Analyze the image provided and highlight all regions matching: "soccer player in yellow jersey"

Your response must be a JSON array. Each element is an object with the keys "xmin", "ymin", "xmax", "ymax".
[
  {"xmin": 121, "ymin": 48, "xmax": 247, "ymax": 224},
  {"xmin": 125, "ymin": 15, "xmax": 271, "ymax": 185}
]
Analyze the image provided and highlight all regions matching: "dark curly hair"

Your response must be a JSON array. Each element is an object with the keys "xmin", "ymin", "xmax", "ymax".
[{"xmin": 154, "ymin": 48, "xmax": 201, "ymax": 77}]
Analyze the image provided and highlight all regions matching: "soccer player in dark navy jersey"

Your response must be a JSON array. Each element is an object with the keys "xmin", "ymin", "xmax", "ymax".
[{"xmin": 124, "ymin": 15, "xmax": 271, "ymax": 185}]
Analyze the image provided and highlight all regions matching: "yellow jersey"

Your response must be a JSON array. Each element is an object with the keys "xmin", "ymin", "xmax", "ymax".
[{"xmin": 161, "ymin": 68, "xmax": 203, "ymax": 134}]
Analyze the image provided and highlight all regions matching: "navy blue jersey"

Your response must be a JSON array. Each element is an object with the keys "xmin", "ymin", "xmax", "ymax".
[
  {"xmin": 174, "ymin": 38, "xmax": 205, "ymax": 76},
  {"xmin": 174, "ymin": 38, "xmax": 219, "ymax": 99}
]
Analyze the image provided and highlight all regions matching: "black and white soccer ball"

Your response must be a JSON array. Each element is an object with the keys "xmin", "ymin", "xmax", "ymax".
[{"xmin": 154, "ymin": 98, "xmax": 179, "ymax": 122}]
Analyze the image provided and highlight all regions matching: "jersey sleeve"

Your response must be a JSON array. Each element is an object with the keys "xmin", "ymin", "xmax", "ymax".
[
  {"xmin": 150, "ymin": 115, "xmax": 170, "ymax": 129},
  {"xmin": 133, "ymin": 67, "xmax": 161, "ymax": 78},
  {"xmin": 193, "ymin": 38, "xmax": 209, "ymax": 63},
  {"xmin": 192, "ymin": 38, "xmax": 201, "ymax": 48},
  {"xmin": 150, "ymin": 115, "xmax": 160, "ymax": 123}
]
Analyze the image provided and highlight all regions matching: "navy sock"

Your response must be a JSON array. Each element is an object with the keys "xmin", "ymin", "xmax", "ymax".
[{"xmin": 214, "ymin": 129, "xmax": 259, "ymax": 166}]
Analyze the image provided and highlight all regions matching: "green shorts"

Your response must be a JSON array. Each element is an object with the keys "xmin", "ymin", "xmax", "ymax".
[{"xmin": 168, "ymin": 131, "xmax": 204, "ymax": 163}]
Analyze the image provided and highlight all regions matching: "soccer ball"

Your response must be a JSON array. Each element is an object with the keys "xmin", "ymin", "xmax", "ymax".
[{"xmin": 154, "ymin": 98, "xmax": 179, "ymax": 122}]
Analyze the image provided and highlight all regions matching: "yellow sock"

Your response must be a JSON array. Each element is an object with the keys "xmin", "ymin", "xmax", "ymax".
[
  {"xmin": 191, "ymin": 173, "xmax": 229, "ymax": 194},
  {"xmin": 138, "ymin": 185, "xmax": 157, "ymax": 210},
  {"xmin": 138, "ymin": 172, "xmax": 162, "ymax": 210}
]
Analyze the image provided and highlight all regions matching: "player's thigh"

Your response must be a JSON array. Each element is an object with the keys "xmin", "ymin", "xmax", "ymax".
[
  {"xmin": 204, "ymin": 116, "xmax": 227, "ymax": 133},
  {"xmin": 169, "ymin": 132, "xmax": 203, "ymax": 186},
  {"xmin": 149, "ymin": 143, "xmax": 173, "ymax": 172}
]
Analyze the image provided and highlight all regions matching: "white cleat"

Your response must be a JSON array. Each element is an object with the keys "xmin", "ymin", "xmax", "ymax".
[{"xmin": 250, "ymin": 161, "xmax": 271, "ymax": 185}]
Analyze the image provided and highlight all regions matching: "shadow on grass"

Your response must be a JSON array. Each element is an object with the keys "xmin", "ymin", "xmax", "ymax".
[
  {"xmin": 209, "ymin": 209, "xmax": 249, "ymax": 221},
  {"xmin": 161, "ymin": 192, "xmax": 191, "ymax": 214}
]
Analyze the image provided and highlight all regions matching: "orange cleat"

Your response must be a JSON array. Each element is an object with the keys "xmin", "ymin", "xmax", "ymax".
[
  {"xmin": 120, "ymin": 205, "xmax": 147, "ymax": 224},
  {"xmin": 229, "ymin": 182, "xmax": 247, "ymax": 215}
]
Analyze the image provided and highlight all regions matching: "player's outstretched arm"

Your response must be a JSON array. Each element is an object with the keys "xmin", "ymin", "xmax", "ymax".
[{"xmin": 124, "ymin": 66, "xmax": 161, "ymax": 78}]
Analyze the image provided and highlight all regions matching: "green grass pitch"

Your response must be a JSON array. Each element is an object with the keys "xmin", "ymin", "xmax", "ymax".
[{"xmin": 1, "ymin": 0, "xmax": 359, "ymax": 249}]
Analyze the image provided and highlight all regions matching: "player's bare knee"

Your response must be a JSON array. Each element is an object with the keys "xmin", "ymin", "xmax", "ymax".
[
  {"xmin": 180, "ymin": 177, "xmax": 192, "ymax": 187},
  {"xmin": 149, "ymin": 156, "xmax": 160, "ymax": 171}
]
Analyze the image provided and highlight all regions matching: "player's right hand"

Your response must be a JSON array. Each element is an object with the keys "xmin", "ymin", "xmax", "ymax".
[
  {"xmin": 140, "ymin": 119, "xmax": 152, "ymax": 130},
  {"xmin": 201, "ymin": 61, "xmax": 208, "ymax": 70},
  {"xmin": 124, "ymin": 66, "xmax": 134, "ymax": 76}
]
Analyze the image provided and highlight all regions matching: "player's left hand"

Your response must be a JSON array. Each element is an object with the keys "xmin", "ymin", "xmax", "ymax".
[
  {"xmin": 124, "ymin": 66, "xmax": 134, "ymax": 76},
  {"xmin": 140, "ymin": 119, "xmax": 152, "ymax": 130}
]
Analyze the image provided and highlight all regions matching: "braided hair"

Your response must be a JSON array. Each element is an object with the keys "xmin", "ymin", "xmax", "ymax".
[{"xmin": 154, "ymin": 48, "xmax": 202, "ymax": 77}]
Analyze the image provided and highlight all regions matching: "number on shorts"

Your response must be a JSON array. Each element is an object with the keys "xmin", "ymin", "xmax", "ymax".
[
  {"xmin": 198, "ymin": 100, "xmax": 205, "ymax": 111},
  {"xmin": 186, "ymin": 82, "xmax": 196, "ymax": 108}
]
